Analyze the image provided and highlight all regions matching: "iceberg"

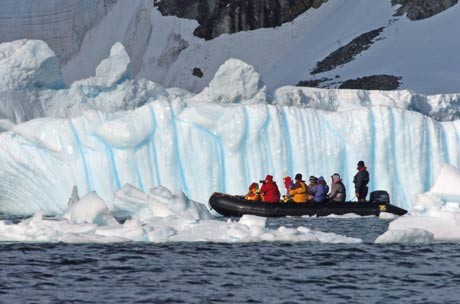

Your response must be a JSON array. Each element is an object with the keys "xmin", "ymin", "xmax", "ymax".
[
  {"xmin": 376, "ymin": 164, "xmax": 460, "ymax": 243},
  {"xmin": 0, "ymin": 40, "xmax": 459, "ymax": 218},
  {"xmin": 0, "ymin": 40, "xmax": 168, "ymax": 130}
]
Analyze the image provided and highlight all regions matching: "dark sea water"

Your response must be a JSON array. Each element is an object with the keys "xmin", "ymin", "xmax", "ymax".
[{"xmin": 0, "ymin": 217, "xmax": 459, "ymax": 304}]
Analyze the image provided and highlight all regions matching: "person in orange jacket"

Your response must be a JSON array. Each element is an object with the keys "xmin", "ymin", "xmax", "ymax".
[
  {"xmin": 244, "ymin": 182, "xmax": 261, "ymax": 201},
  {"xmin": 289, "ymin": 173, "xmax": 309, "ymax": 203}
]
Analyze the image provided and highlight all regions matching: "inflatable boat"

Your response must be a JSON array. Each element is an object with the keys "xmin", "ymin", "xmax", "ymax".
[{"xmin": 209, "ymin": 190, "xmax": 407, "ymax": 217}]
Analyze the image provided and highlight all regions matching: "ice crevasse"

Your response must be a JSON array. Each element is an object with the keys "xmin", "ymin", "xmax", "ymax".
[{"xmin": 0, "ymin": 40, "xmax": 459, "ymax": 216}]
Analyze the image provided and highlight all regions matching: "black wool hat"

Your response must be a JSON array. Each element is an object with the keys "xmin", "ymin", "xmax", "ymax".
[
  {"xmin": 295, "ymin": 173, "xmax": 302, "ymax": 180},
  {"xmin": 357, "ymin": 160, "xmax": 365, "ymax": 168}
]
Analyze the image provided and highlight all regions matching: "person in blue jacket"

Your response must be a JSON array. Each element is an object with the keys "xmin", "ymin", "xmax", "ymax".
[{"xmin": 308, "ymin": 176, "xmax": 327, "ymax": 202}]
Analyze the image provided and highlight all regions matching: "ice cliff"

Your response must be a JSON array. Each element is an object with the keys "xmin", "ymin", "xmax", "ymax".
[{"xmin": 0, "ymin": 40, "xmax": 459, "ymax": 216}]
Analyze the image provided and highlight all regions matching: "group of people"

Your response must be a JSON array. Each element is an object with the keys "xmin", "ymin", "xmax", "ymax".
[{"xmin": 244, "ymin": 160, "xmax": 369, "ymax": 203}]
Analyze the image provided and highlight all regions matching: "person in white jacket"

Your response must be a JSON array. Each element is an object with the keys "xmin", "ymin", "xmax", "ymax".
[{"xmin": 329, "ymin": 173, "xmax": 346, "ymax": 202}]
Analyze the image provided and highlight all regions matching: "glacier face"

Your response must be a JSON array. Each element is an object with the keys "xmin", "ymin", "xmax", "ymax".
[
  {"xmin": 0, "ymin": 85, "xmax": 459, "ymax": 214},
  {"xmin": 0, "ymin": 41, "xmax": 459, "ymax": 216}
]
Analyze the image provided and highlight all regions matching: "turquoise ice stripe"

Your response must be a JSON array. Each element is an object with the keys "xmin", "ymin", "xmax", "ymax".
[
  {"xmin": 106, "ymin": 144, "xmax": 121, "ymax": 190},
  {"xmin": 242, "ymin": 107, "xmax": 250, "ymax": 189},
  {"xmin": 147, "ymin": 104, "xmax": 160, "ymax": 187},
  {"xmin": 69, "ymin": 119, "xmax": 92, "ymax": 193},
  {"xmin": 423, "ymin": 117, "xmax": 432, "ymax": 192},
  {"xmin": 280, "ymin": 108, "xmax": 293, "ymax": 178},
  {"xmin": 173, "ymin": 118, "xmax": 189, "ymax": 195},
  {"xmin": 369, "ymin": 109, "xmax": 376, "ymax": 192}
]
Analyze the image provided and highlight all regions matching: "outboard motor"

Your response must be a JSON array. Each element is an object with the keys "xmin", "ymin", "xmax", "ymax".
[
  {"xmin": 369, "ymin": 190, "xmax": 390, "ymax": 204},
  {"xmin": 369, "ymin": 190, "xmax": 390, "ymax": 213}
]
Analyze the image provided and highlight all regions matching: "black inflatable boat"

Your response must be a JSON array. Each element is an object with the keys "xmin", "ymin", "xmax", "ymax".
[{"xmin": 209, "ymin": 190, "xmax": 407, "ymax": 217}]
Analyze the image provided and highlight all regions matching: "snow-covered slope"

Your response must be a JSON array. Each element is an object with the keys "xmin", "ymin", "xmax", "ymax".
[
  {"xmin": 2, "ymin": 0, "xmax": 458, "ymax": 95},
  {"xmin": 63, "ymin": 0, "xmax": 460, "ymax": 95}
]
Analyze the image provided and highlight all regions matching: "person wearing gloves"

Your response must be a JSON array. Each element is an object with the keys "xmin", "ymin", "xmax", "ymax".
[{"xmin": 353, "ymin": 160, "xmax": 370, "ymax": 202}]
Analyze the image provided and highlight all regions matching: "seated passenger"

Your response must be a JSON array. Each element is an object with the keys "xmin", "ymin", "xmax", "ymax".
[
  {"xmin": 329, "ymin": 173, "xmax": 346, "ymax": 203},
  {"xmin": 244, "ymin": 182, "xmax": 261, "ymax": 201},
  {"xmin": 309, "ymin": 176, "xmax": 327, "ymax": 202},
  {"xmin": 260, "ymin": 175, "xmax": 281, "ymax": 203},
  {"xmin": 318, "ymin": 176, "xmax": 329, "ymax": 195},
  {"xmin": 288, "ymin": 174, "xmax": 309, "ymax": 203},
  {"xmin": 283, "ymin": 176, "xmax": 294, "ymax": 194},
  {"xmin": 282, "ymin": 176, "xmax": 294, "ymax": 202}
]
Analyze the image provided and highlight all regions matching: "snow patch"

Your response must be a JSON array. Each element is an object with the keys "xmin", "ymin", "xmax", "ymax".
[
  {"xmin": 194, "ymin": 58, "xmax": 268, "ymax": 104},
  {"xmin": 376, "ymin": 164, "xmax": 460, "ymax": 243}
]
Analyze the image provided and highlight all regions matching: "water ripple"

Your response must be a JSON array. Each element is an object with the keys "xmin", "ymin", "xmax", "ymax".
[{"xmin": 0, "ymin": 218, "xmax": 459, "ymax": 303}]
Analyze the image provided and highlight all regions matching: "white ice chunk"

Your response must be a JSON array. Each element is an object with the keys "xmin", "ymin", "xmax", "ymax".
[
  {"xmin": 197, "ymin": 58, "xmax": 268, "ymax": 104},
  {"xmin": 91, "ymin": 42, "xmax": 131, "ymax": 88},
  {"xmin": 113, "ymin": 184, "xmax": 213, "ymax": 221},
  {"xmin": 63, "ymin": 191, "xmax": 118, "ymax": 226},
  {"xmin": 0, "ymin": 39, "xmax": 64, "ymax": 90},
  {"xmin": 429, "ymin": 164, "xmax": 460, "ymax": 201},
  {"xmin": 379, "ymin": 212, "xmax": 399, "ymax": 220},
  {"xmin": 376, "ymin": 165, "xmax": 460, "ymax": 242},
  {"xmin": 375, "ymin": 228, "xmax": 435, "ymax": 244}
]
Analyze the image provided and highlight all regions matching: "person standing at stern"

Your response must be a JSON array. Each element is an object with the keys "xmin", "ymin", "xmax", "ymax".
[{"xmin": 353, "ymin": 160, "xmax": 370, "ymax": 202}]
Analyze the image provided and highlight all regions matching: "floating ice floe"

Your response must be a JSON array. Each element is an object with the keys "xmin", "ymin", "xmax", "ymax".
[
  {"xmin": 376, "ymin": 164, "xmax": 460, "ymax": 243},
  {"xmin": 0, "ymin": 185, "xmax": 362, "ymax": 244}
]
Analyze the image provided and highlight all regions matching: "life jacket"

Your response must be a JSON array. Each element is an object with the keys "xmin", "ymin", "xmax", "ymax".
[{"xmin": 289, "ymin": 180, "xmax": 308, "ymax": 203}]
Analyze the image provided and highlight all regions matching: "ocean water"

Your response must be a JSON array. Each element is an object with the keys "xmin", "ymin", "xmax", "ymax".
[{"xmin": 0, "ymin": 217, "xmax": 459, "ymax": 304}]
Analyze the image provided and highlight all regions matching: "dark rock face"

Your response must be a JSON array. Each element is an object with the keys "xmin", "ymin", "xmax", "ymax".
[
  {"xmin": 311, "ymin": 28, "xmax": 384, "ymax": 75},
  {"xmin": 155, "ymin": 0, "xmax": 328, "ymax": 40},
  {"xmin": 392, "ymin": 0, "xmax": 458, "ymax": 20},
  {"xmin": 192, "ymin": 67, "xmax": 204, "ymax": 78},
  {"xmin": 296, "ymin": 77, "xmax": 332, "ymax": 87},
  {"xmin": 339, "ymin": 75, "xmax": 402, "ymax": 91}
]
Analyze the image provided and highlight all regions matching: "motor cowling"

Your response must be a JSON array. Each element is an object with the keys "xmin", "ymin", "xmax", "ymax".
[{"xmin": 369, "ymin": 190, "xmax": 390, "ymax": 204}]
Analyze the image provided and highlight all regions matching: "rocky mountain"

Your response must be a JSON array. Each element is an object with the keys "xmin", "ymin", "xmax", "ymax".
[
  {"xmin": 392, "ymin": 0, "xmax": 458, "ymax": 20},
  {"xmin": 155, "ymin": 0, "xmax": 328, "ymax": 40},
  {"xmin": 0, "ymin": 0, "xmax": 459, "ymax": 94}
]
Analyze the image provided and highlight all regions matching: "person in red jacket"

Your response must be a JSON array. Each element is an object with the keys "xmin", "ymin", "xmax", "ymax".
[{"xmin": 260, "ymin": 174, "xmax": 281, "ymax": 203}]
